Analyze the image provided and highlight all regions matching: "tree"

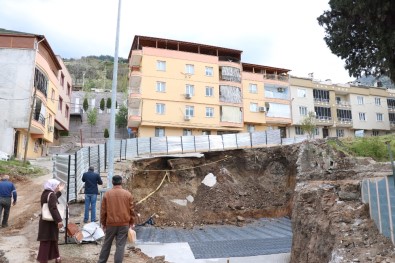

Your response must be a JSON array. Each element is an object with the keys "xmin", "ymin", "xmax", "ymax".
[
  {"xmin": 83, "ymin": 98, "xmax": 89, "ymax": 112},
  {"xmin": 106, "ymin": 98, "xmax": 111, "ymax": 113},
  {"xmin": 100, "ymin": 98, "xmax": 105, "ymax": 111},
  {"xmin": 116, "ymin": 104, "xmax": 128, "ymax": 138},
  {"xmin": 300, "ymin": 111, "xmax": 316, "ymax": 139},
  {"xmin": 104, "ymin": 128, "xmax": 109, "ymax": 138},
  {"xmin": 86, "ymin": 108, "xmax": 98, "ymax": 137},
  {"xmin": 317, "ymin": 0, "xmax": 395, "ymax": 82}
]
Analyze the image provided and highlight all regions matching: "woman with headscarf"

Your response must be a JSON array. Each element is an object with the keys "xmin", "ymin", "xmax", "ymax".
[{"xmin": 36, "ymin": 179, "xmax": 65, "ymax": 263}]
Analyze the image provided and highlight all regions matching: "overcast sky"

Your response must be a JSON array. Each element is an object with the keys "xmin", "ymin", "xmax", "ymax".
[{"xmin": 0, "ymin": 0, "xmax": 355, "ymax": 84}]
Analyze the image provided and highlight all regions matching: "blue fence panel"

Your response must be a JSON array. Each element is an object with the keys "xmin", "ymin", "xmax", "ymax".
[
  {"xmin": 151, "ymin": 137, "xmax": 168, "ymax": 155},
  {"xmin": 236, "ymin": 133, "xmax": 251, "ymax": 148},
  {"xmin": 369, "ymin": 180, "xmax": 381, "ymax": 232},
  {"xmin": 222, "ymin": 134, "xmax": 238, "ymax": 149},
  {"xmin": 378, "ymin": 178, "xmax": 391, "ymax": 238},
  {"xmin": 195, "ymin": 136, "xmax": 210, "ymax": 152},
  {"xmin": 180, "ymin": 136, "xmax": 195, "ymax": 153},
  {"xmin": 251, "ymin": 131, "xmax": 266, "ymax": 147},
  {"xmin": 136, "ymin": 137, "xmax": 151, "ymax": 156},
  {"xmin": 209, "ymin": 135, "xmax": 224, "ymax": 151}
]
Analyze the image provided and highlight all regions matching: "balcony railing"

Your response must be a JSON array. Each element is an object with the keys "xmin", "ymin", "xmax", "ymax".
[
  {"xmin": 264, "ymin": 74, "xmax": 289, "ymax": 82},
  {"xmin": 316, "ymin": 116, "xmax": 332, "ymax": 121},
  {"xmin": 129, "ymin": 87, "xmax": 141, "ymax": 94},
  {"xmin": 336, "ymin": 101, "xmax": 351, "ymax": 107},
  {"xmin": 337, "ymin": 117, "xmax": 352, "ymax": 122},
  {"xmin": 33, "ymin": 113, "xmax": 45, "ymax": 126},
  {"xmin": 388, "ymin": 106, "xmax": 395, "ymax": 111},
  {"xmin": 314, "ymin": 98, "xmax": 330, "ymax": 105}
]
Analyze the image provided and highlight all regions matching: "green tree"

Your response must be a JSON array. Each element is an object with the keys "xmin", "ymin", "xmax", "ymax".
[
  {"xmin": 116, "ymin": 104, "xmax": 128, "ymax": 138},
  {"xmin": 106, "ymin": 98, "xmax": 112, "ymax": 112},
  {"xmin": 300, "ymin": 111, "xmax": 316, "ymax": 139},
  {"xmin": 100, "ymin": 98, "xmax": 105, "ymax": 111},
  {"xmin": 83, "ymin": 98, "xmax": 89, "ymax": 112},
  {"xmin": 317, "ymin": 0, "xmax": 395, "ymax": 82},
  {"xmin": 86, "ymin": 108, "xmax": 98, "ymax": 137},
  {"xmin": 104, "ymin": 128, "xmax": 109, "ymax": 138}
]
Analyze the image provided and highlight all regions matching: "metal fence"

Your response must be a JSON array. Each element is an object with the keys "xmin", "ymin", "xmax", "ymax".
[
  {"xmin": 53, "ymin": 130, "xmax": 307, "ymax": 204},
  {"xmin": 362, "ymin": 176, "xmax": 395, "ymax": 244}
]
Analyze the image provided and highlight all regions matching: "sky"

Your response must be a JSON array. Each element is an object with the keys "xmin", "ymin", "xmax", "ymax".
[{"xmin": 0, "ymin": 0, "xmax": 355, "ymax": 84}]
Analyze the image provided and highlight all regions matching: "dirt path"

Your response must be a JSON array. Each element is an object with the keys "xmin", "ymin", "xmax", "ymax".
[{"xmin": 0, "ymin": 160, "xmax": 151, "ymax": 263}]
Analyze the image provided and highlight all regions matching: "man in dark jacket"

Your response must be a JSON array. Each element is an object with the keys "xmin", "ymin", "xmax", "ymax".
[
  {"xmin": 82, "ymin": 166, "xmax": 103, "ymax": 223},
  {"xmin": 98, "ymin": 175, "xmax": 135, "ymax": 263},
  {"xmin": 0, "ymin": 174, "xmax": 17, "ymax": 228}
]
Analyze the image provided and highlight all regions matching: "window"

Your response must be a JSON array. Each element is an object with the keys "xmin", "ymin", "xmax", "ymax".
[
  {"xmin": 359, "ymin": 112, "xmax": 366, "ymax": 121},
  {"xmin": 156, "ymin": 81, "xmax": 166, "ymax": 92},
  {"xmin": 202, "ymin": 130, "xmax": 211, "ymax": 135},
  {"xmin": 185, "ymin": 106, "xmax": 194, "ymax": 117},
  {"xmin": 297, "ymin": 88, "xmax": 306, "ymax": 98},
  {"xmin": 58, "ymin": 97, "xmax": 63, "ymax": 112},
  {"xmin": 185, "ymin": 64, "xmax": 194, "ymax": 74},
  {"xmin": 60, "ymin": 72, "xmax": 64, "ymax": 87},
  {"xmin": 157, "ymin": 60, "xmax": 166, "ymax": 71},
  {"xmin": 65, "ymin": 105, "xmax": 69, "ymax": 118},
  {"xmin": 336, "ymin": 129, "xmax": 344, "ymax": 137},
  {"xmin": 249, "ymin": 84, "xmax": 257, "ymax": 93},
  {"xmin": 372, "ymin": 130, "xmax": 379, "ymax": 136},
  {"xmin": 376, "ymin": 113, "xmax": 383, "ymax": 121},
  {"xmin": 156, "ymin": 103, "xmax": 165, "ymax": 114},
  {"xmin": 51, "ymin": 89, "xmax": 55, "ymax": 101},
  {"xmin": 183, "ymin": 129, "xmax": 192, "ymax": 136},
  {"xmin": 250, "ymin": 103, "xmax": 258, "ymax": 112},
  {"xmin": 247, "ymin": 124, "xmax": 255, "ymax": 133},
  {"xmin": 155, "ymin": 127, "xmax": 165, "ymax": 137},
  {"xmin": 205, "ymin": 67, "xmax": 213, "ymax": 76},
  {"xmin": 48, "ymin": 114, "xmax": 52, "ymax": 126},
  {"xmin": 357, "ymin": 96, "xmax": 364, "ymax": 105},
  {"xmin": 299, "ymin": 106, "xmax": 307, "ymax": 116},
  {"xmin": 314, "ymin": 128, "xmax": 319, "ymax": 136},
  {"xmin": 185, "ymin": 84, "xmax": 195, "ymax": 96},
  {"xmin": 206, "ymin": 107, "xmax": 214, "ymax": 117},
  {"xmin": 67, "ymin": 83, "xmax": 71, "ymax": 95},
  {"xmin": 205, "ymin": 86, "xmax": 213, "ymax": 97},
  {"xmin": 295, "ymin": 126, "xmax": 304, "ymax": 135},
  {"xmin": 375, "ymin": 97, "xmax": 381, "ymax": 106}
]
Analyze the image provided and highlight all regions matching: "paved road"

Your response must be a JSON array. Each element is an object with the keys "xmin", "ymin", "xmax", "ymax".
[{"xmin": 135, "ymin": 217, "xmax": 292, "ymax": 262}]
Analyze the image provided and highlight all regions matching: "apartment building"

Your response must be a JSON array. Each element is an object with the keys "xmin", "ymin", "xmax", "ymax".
[
  {"xmin": 289, "ymin": 76, "xmax": 392, "ymax": 138},
  {"xmin": 0, "ymin": 29, "xmax": 72, "ymax": 159},
  {"xmin": 127, "ymin": 36, "xmax": 291, "ymax": 138}
]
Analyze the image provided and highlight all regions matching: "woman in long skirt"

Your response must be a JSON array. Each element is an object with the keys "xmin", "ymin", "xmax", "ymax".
[{"xmin": 36, "ymin": 179, "xmax": 65, "ymax": 263}]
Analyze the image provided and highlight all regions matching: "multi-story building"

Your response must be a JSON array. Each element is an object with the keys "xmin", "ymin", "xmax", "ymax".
[
  {"xmin": 289, "ymin": 76, "xmax": 392, "ymax": 138},
  {"xmin": 0, "ymin": 29, "xmax": 72, "ymax": 159},
  {"xmin": 127, "ymin": 36, "xmax": 291, "ymax": 138}
]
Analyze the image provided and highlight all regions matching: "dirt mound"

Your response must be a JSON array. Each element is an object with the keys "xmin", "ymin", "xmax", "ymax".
[{"xmin": 126, "ymin": 148, "xmax": 298, "ymax": 227}]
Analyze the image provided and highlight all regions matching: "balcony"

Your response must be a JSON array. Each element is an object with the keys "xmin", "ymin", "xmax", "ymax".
[
  {"xmin": 336, "ymin": 117, "xmax": 353, "ymax": 127},
  {"xmin": 70, "ymin": 106, "xmax": 83, "ymax": 122},
  {"xmin": 390, "ymin": 121, "xmax": 395, "ymax": 130},
  {"xmin": 314, "ymin": 98, "xmax": 330, "ymax": 106},
  {"xmin": 388, "ymin": 106, "xmax": 395, "ymax": 112},
  {"xmin": 128, "ymin": 109, "xmax": 141, "ymax": 128},
  {"xmin": 129, "ymin": 50, "xmax": 142, "ymax": 68},
  {"xmin": 316, "ymin": 115, "xmax": 333, "ymax": 125},
  {"xmin": 264, "ymin": 73, "xmax": 289, "ymax": 82},
  {"xmin": 335, "ymin": 101, "xmax": 351, "ymax": 108},
  {"xmin": 30, "ymin": 113, "xmax": 46, "ymax": 134}
]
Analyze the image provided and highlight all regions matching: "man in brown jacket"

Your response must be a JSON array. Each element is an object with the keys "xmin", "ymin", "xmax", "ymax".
[{"xmin": 98, "ymin": 175, "xmax": 135, "ymax": 263}]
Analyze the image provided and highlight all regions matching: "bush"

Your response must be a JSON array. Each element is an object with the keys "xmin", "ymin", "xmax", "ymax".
[{"xmin": 104, "ymin": 128, "xmax": 109, "ymax": 138}]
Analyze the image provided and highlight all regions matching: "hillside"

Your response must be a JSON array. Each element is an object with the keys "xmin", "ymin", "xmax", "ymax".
[{"xmin": 63, "ymin": 55, "xmax": 129, "ymax": 92}]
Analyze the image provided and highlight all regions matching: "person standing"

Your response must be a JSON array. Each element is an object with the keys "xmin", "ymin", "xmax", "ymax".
[
  {"xmin": 37, "ymin": 179, "xmax": 65, "ymax": 263},
  {"xmin": 82, "ymin": 166, "xmax": 103, "ymax": 223},
  {"xmin": 0, "ymin": 174, "xmax": 17, "ymax": 228},
  {"xmin": 98, "ymin": 175, "xmax": 135, "ymax": 263}
]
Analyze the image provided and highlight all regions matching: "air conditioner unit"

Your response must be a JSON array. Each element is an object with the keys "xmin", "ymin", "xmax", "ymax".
[
  {"xmin": 277, "ymin": 87, "xmax": 285, "ymax": 93},
  {"xmin": 185, "ymin": 93, "xmax": 192, "ymax": 99},
  {"xmin": 48, "ymin": 126, "xmax": 54, "ymax": 132},
  {"xmin": 184, "ymin": 115, "xmax": 191, "ymax": 121},
  {"xmin": 258, "ymin": 107, "xmax": 266, "ymax": 112}
]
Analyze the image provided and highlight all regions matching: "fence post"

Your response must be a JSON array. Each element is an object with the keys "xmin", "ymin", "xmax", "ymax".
[
  {"xmin": 249, "ymin": 132, "xmax": 252, "ymax": 148},
  {"xmin": 194, "ymin": 136, "xmax": 196, "ymax": 152},
  {"xmin": 181, "ymin": 136, "xmax": 184, "ymax": 154},
  {"xmin": 136, "ymin": 138, "xmax": 139, "ymax": 157},
  {"xmin": 166, "ymin": 136, "xmax": 169, "ymax": 154},
  {"xmin": 235, "ymin": 134, "xmax": 238, "ymax": 149},
  {"xmin": 104, "ymin": 142, "xmax": 107, "ymax": 171},
  {"xmin": 98, "ymin": 145, "xmax": 101, "ymax": 174},
  {"xmin": 74, "ymin": 152, "xmax": 77, "ymax": 202},
  {"xmin": 88, "ymin": 146, "xmax": 91, "ymax": 167},
  {"xmin": 65, "ymin": 154, "xmax": 71, "ymax": 244},
  {"xmin": 208, "ymin": 135, "xmax": 210, "ymax": 152},
  {"xmin": 221, "ymin": 134, "xmax": 224, "ymax": 150},
  {"xmin": 265, "ymin": 131, "xmax": 268, "ymax": 145},
  {"xmin": 149, "ymin": 137, "xmax": 152, "ymax": 156}
]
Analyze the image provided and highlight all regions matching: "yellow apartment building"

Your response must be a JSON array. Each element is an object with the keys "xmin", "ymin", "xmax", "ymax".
[
  {"xmin": 289, "ymin": 76, "xmax": 393, "ymax": 138},
  {"xmin": 127, "ymin": 36, "xmax": 291, "ymax": 138},
  {"xmin": 0, "ymin": 29, "xmax": 71, "ymax": 159}
]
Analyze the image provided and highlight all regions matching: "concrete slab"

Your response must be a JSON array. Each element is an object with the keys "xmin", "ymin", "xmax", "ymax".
[{"xmin": 137, "ymin": 242, "xmax": 290, "ymax": 263}]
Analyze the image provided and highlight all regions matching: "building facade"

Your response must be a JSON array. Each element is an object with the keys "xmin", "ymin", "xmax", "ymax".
[
  {"xmin": 127, "ymin": 36, "xmax": 291, "ymax": 138},
  {"xmin": 0, "ymin": 29, "xmax": 71, "ymax": 159}
]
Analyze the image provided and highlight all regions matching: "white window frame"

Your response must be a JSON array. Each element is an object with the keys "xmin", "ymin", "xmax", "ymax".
[
  {"xmin": 205, "ymin": 86, "xmax": 213, "ymax": 97},
  {"xmin": 247, "ymin": 124, "xmax": 255, "ymax": 133},
  {"xmin": 185, "ymin": 106, "xmax": 194, "ymax": 117},
  {"xmin": 336, "ymin": 129, "xmax": 344, "ymax": 137},
  {"xmin": 376, "ymin": 113, "xmax": 383, "ymax": 121},
  {"xmin": 359, "ymin": 112, "xmax": 366, "ymax": 121},
  {"xmin": 205, "ymin": 66, "xmax": 213, "ymax": 76},
  {"xmin": 295, "ymin": 126, "xmax": 304, "ymax": 135},
  {"xmin": 185, "ymin": 84, "xmax": 195, "ymax": 96},
  {"xmin": 250, "ymin": 103, "xmax": 258, "ymax": 112},
  {"xmin": 185, "ymin": 64, "xmax": 195, "ymax": 75},
  {"xmin": 299, "ymin": 106, "xmax": 307, "ymax": 116},
  {"xmin": 156, "ymin": 103, "xmax": 165, "ymax": 114},
  {"xmin": 249, "ymin": 83, "xmax": 258, "ymax": 93},
  {"xmin": 297, "ymin": 88, "xmax": 306, "ymax": 98},
  {"xmin": 183, "ymin": 129, "xmax": 192, "ymax": 136},
  {"xmin": 155, "ymin": 127, "xmax": 165, "ymax": 137},
  {"xmin": 156, "ymin": 60, "xmax": 166, "ymax": 71},
  {"xmin": 156, "ymin": 81, "xmax": 166, "ymax": 92},
  {"xmin": 206, "ymin": 107, "xmax": 214, "ymax": 117},
  {"xmin": 375, "ymin": 97, "xmax": 381, "ymax": 106},
  {"xmin": 357, "ymin": 96, "xmax": 364, "ymax": 105},
  {"xmin": 372, "ymin": 130, "xmax": 379, "ymax": 136}
]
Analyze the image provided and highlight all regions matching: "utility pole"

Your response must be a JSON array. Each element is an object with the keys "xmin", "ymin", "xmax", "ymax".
[
  {"xmin": 107, "ymin": 0, "xmax": 122, "ymax": 188},
  {"xmin": 23, "ymin": 37, "xmax": 45, "ymax": 164}
]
